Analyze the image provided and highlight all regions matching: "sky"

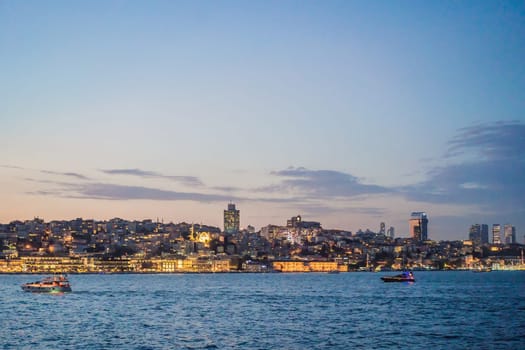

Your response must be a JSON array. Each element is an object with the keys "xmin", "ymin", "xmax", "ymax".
[{"xmin": 1, "ymin": 0, "xmax": 524, "ymax": 241}]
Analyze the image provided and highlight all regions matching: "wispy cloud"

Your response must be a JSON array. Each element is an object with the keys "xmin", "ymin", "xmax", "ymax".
[
  {"xmin": 211, "ymin": 186, "xmax": 241, "ymax": 193},
  {"xmin": 1, "ymin": 165, "xmax": 90, "ymax": 180},
  {"xmin": 35, "ymin": 182, "xmax": 237, "ymax": 202},
  {"xmin": 17, "ymin": 120, "xmax": 525, "ymax": 226},
  {"xmin": 27, "ymin": 190, "xmax": 66, "ymax": 196},
  {"xmin": 0, "ymin": 164, "xmax": 25, "ymax": 170},
  {"xmin": 266, "ymin": 167, "xmax": 391, "ymax": 198},
  {"xmin": 24, "ymin": 178, "xmax": 73, "ymax": 185},
  {"xmin": 402, "ymin": 121, "xmax": 525, "ymax": 212},
  {"xmin": 445, "ymin": 120, "xmax": 525, "ymax": 160},
  {"xmin": 100, "ymin": 168, "xmax": 204, "ymax": 187},
  {"xmin": 101, "ymin": 169, "xmax": 161, "ymax": 177},
  {"xmin": 292, "ymin": 203, "xmax": 386, "ymax": 218},
  {"xmin": 41, "ymin": 170, "xmax": 90, "ymax": 180}
]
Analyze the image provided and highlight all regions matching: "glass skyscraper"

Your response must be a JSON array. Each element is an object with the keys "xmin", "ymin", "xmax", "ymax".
[
  {"xmin": 504, "ymin": 224, "xmax": 516, "ymax": 244},
  {"xmin": 469, "ymin": 224, "xmax": 489, "ymax": 245},
  {"xmin": 409, "ymin": 212, "xmax": 428, "ymax": 241},
  {"xmin": 469, "ymin": 224, "xmax": 482, "ymax": 245},
  {"xmin": 481, "ymin": 224, "xmax": 489, "ymax": 244},
  {"xmin": 492, "ymin": 224, "xmax": 501, "ymax": 244}
]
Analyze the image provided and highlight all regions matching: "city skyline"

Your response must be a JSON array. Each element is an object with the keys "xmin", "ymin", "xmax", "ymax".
[
  {"xmin": 0, "ymin": 203, "xmax": 521, "ymax": 244},
  {"xmin": 1, "ymin": 1, "xmax": 524, "ymax": 241}
]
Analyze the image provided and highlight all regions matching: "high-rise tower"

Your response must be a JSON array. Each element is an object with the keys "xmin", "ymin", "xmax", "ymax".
[
  {"xmin": 409, "ymin": 212, "xmax": 428, "ymax": 241},
  {"xmin": 469, "ymin": 224, "xmax": 489, "ymax": 245},
  {"xmin": 504, "ymin": 224, "xmax": 516, "ymax": 244},
  {"xmin": 492, "ymin": 224, "xmax": 501, "ymax": 244},
  {"xmin": 481, "ymin": 224, "xmax": 489, "ymax": 244},
  {"xmin": 223, "ymin": 203, "xmax": 240, "ymax": 234},
  {"xmin": 379, "ymin": 222, "xmax": 386, "ymax": 235},
  {"xmin": 469, "ymin": 224, "xmax": 482, "ymax": 245},
  {"xmin": 387, "ymin": 226, "xmax": 395, "ymax": 239}
]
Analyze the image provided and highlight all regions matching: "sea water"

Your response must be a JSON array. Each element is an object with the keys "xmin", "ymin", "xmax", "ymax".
[{"xmin": 1, "ymin": 271, "xmax": 524, "ymax": 349}]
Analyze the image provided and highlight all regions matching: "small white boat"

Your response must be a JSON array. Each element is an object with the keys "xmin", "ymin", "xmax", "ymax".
[{"xmin": 21, "ymin": 275, "xmax": 72, "ymax": 293}]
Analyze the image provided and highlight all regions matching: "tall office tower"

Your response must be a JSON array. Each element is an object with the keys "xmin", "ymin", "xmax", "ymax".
[
  {"xmin": 492, "ymin": 224, "xmax": 501, "ymax": 244},
  {"xmin": 504, "ymin": 224, "xmax": 516, "ymax": 244},
  {"xmin": 469, "ymin": 224, "xmax": 482, "ymax": 245},
  {"xmin": 224, "ymin": 203, "xmax": 240, "ymax": 234},
  {"xmin": 379, "ymin": 222, "xmax": 386, "ymax": 235},
  {"xmin": 481, "ymin": 224, "xmax": 489, "ymax": 244},
  {"xmin": 409, "ymin": 212, "xmax": 428, "ymax": 241},
  {"xmin": 387, "ymin": 226, "xmax": 395, "ymax": 239}
]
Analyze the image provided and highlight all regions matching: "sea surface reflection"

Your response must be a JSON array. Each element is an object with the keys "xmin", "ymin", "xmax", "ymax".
[{"xmin": 1, "ymin": 271, "xmax": 524, "ymax": 349}]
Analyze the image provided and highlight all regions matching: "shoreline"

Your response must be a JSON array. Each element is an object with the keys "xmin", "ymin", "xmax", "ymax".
[{"xmin": 4, "ymin": 269, "xmax": 524, "ymax": 275}]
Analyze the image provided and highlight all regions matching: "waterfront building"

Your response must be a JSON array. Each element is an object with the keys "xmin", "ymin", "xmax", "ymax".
[
  {"xmin": 272, "ymin": 260, "xmax": 346, "ymax": 272},
  {"xmin": 409, "ymin": 212, "xmax": 428, "ymax": 241},
  {"xmin": 19, "ymin": 256, "xmax": 86, "ymax": 273},
  {"xmin": 492, "ymin": 224, "xmax": 501, "ymax": 244},
  {"xmin": 151, "ymin": 256, "xmax": 231, "ymax": 273},
  {"xmin": 224, "ymin": 203, "xmax": 240, "ymax": 234},
  {"xmin": 504, "ymin": 224, "xmax": 516, "ymax": 244},
  {"xmin": 0, "ymin": 258, "xmax": 23, "ymax": 273}
]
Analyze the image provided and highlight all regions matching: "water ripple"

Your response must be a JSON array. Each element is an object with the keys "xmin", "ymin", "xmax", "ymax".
[{"xmin": 1, "ymin": 272, "xmax": 524, "ymax": 349}]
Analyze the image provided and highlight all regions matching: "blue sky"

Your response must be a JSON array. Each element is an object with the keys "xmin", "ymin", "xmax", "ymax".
[{"xmin": 1, "ymin": 0, "xmax": 524, "ymax": 241}]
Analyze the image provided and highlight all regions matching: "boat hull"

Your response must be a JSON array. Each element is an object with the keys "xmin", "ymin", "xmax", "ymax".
[
  {"xmin": 381, "ymin": 276, "xmax": 415, "ymax": 282},
  {"xmin": 381, "ymin": 272, "xmax": 415, "ymax": 282},
  {"xmin": 21, "ymin": 275, "xmax": 72, "ymax": 293},
  {"xmin": 21, "ymin": 285, "xmax": 72, "ymax": 293},
  {"xmin": 472, "ymin": 268, "xmax": 492, "ymax": 273}
]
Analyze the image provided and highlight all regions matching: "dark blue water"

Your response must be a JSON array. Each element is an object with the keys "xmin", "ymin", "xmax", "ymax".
[{"xmin": 1, "ymin": 272, "xmax": 524, "ymax": 349}]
